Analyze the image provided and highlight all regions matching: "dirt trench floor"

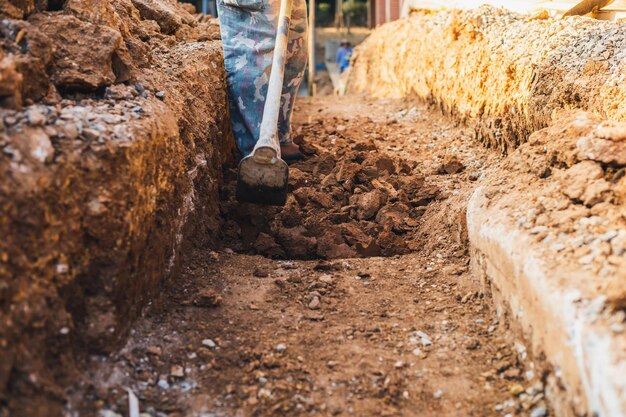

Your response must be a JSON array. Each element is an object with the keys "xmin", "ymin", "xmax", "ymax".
[{"xmin": 72, "ymin": 97, "xmax": 551, "ymax": 417}]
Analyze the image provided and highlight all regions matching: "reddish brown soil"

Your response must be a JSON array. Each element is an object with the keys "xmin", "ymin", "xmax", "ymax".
[{"xmin": 69, "ymin": 97, "xmax": 551, "ymax": 417}]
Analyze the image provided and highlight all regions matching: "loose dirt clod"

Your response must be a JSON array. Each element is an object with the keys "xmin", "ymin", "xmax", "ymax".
[{"xmin": 220, "ymin": 109, "xmax": 446, "ymax": 260}]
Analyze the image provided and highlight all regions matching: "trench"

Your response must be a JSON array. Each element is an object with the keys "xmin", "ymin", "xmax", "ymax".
[{"xmin": 67, "ymin": 96, "xmax": 551, "ymax": 417}]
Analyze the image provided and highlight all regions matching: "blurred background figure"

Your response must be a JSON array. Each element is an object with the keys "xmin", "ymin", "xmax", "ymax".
[{"xmin": 335, "ymin": 39, "xmax": 353, "ymax": 73}]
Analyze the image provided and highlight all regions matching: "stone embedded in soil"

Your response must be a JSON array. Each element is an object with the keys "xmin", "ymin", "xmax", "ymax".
[
  {"xmin": 30, "ymin": 14, "xmax": 124, "ymax": 91},
  {"xmin": 170, "ymin": 365, "xmax": 184, "ymax": 378},
  {"xmin": 193, "ymin": 289, "xmax": 223, "ymax": 308},
  {"xmin": 438, "ymin": 156, "xmax": 465, "ymax": 174},
  {"xmin": 252, "ymin": 268, "xmax": 269, "ymax": 278},
  {"xmin": 131, "ymin": 0, "xmax": 196, "ymax": 34},
  {"xmin": 308, "ymin": 296, "xmax": 321, "ymax": 310}
]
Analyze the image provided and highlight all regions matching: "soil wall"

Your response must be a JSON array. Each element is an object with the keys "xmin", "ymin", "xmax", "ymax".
[
  {"xmin": 348, "ymin": 6, "xmax": 626, "ymax": 153},
  {"xmin": 0, "ymin": 1, "xmax": 234, "ymax": 414}
]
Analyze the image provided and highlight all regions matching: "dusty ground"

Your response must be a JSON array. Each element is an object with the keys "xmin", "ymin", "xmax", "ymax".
[{"xmin": 70, "ymin": 97, "xmax": 551, "ymax": 417}]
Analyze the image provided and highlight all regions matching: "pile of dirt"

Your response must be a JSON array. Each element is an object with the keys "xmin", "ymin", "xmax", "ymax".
[
  {"xmin": 220, "ymin": 119, "xmax": 451, "ymax": 259},
  {"xmin": 0, "ymin": 2, "xmax": 233, "ymax": 415},
  {"xmin": 348, "ymin": 5, "xmax": 626, "ymax": 153}
]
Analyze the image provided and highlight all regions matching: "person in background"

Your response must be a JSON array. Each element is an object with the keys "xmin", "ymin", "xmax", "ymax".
[
  {"xmin": 335, "ymin": 39, "xmax": 353, "ymax": 73},
  {"xmin": 217, "ymin": 0, "xmax": 308, "ymax": 163}
]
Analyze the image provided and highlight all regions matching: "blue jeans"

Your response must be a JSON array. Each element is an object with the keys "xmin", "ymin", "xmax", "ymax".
[{"xmin": 217, "ymin": 0, "xmax": 308, "ymax": 155}]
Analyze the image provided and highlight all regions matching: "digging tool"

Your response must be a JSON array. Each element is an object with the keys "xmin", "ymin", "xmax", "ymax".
[
  {"xmin": 563, "ymin": 0, "xmax": 615, "ymax": 16},
  {"xmin": 236, "ymin": 0, "xmax": 295, "ymax": 206}
]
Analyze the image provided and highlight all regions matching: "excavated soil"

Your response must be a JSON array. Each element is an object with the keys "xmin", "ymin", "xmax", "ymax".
[{"xmin": 68, "ymin": 97, "xmax": 553, "ymax": 417}]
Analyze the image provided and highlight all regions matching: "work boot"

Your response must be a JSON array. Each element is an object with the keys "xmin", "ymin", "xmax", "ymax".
[{"xmin": 280, "ymin": 142, "xmax": 302, "ymax": 164}]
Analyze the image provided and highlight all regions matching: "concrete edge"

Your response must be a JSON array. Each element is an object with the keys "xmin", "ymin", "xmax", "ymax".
[{"xmin": 467, "ymin": 186, "xmax": 626, "ymax": 417}]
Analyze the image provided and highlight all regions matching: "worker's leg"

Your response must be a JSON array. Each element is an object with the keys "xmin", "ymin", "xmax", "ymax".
[
  {"xmin": 277, "ymin": 0, "xmax": 308, "ymax": 148},
  {"xmin": 217, "ymin": 0, "xmax": 272, "ymax": 156},
  {"xmin": 217, "ymin": 0, "xmax": 307, "ymax": 157}
]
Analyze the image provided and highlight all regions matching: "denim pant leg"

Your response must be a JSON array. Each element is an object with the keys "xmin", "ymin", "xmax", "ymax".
[{"xmin": 217, "ymin": 0, "xmax": 307, "ymax": 155}]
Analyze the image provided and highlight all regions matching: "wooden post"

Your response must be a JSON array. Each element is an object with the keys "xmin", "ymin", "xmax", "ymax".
[
  {"xmin": 385, "ymin": 0, "xmax": 390, "ymax": 22},
  {"xmin": 308, "ymin": 0, "xmax": 316, "ymax": 97},
  {"xmin": 347, "ymin": 0, "xmax": 352, "ymax": 33},
  {"xmin": 335, "ymin": 0, "xmax": 343, "ymax": 30}
]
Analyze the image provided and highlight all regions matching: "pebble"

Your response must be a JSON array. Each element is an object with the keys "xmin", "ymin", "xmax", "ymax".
[
  {"xmin": 202, "ymin": 338, "xmax": 217, "ymax": 348},
  {"xmin": 82, "ymin": 128, "xmax": 100, "ymax": 141},
  {"xmin": 433, "ymin": 390, "xmax": 443, "ymax": 399},
  {"xmin": 156, "ymin": 91, "xmax": 166, "ymax": 99},
  {"xmin": 170, "ymin": 365, "xmax": 184, "ymax": 378},
  {"xmin": 509, "ymin": 383, "xmax": 525, "ymax": 395},
  {"xmin": 26, "ymin": 108, "xmax": 46, "ymax": 126},
  {"xmin": 318, "ymin": 274, "xmax": 333, "ymax": 284},
  {"xmin": 252, "ymin": 268, "xmax": 269, "ymax": 278},
  {"xmin": 308, "ymin": 296, "xmax": 321, "ymax": 310},
  {"xmin": 414, "ymin": 330, "xmax": 432, "ymax": 346},
  {"xmin": 157, "ymin": 378, "xmax": 169, "ymax": 389},
  {"xmin": 530, "ymin": 406, "xmax": 548, "ymax": 417},
  {"xmin": 146, "ymin": 345, "xmax": 162, "ymax": 356},
  {"xmin": 99, "ymin": 410, "xmax": 122, "ymax": 417},
  {"xmin": 257, "ymin": 388, "xmax": 272, "ymax": 399},
  {"xmin": 275, "ymin": 343, "xmax": 287, "ymax": 353}
]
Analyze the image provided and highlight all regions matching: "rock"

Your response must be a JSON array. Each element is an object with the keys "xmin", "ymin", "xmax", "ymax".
[
  {"xmin": 12, "ymin": 127, "xmax": 53, "ymax": 164},
  {"xmin": 308, "ymin": 296, "xmax": 321, "ymax": 310},
  {"xmin": 577, "ymin": 129, "xmax": 626, "ymax": 165},
  {"xmin": 439, "ymin": 156, "xmax": 465, "ymax": 174},
  {"xmin": 170, "ymin": 365, "xmax": 184, "ymax": 378},
  {"xmin": 530, "ymin": 406, "xmax": 548, "ymax": 417},
  {"xmin": 354, "ymin": 189, "xmax": 387, "ymax": 220},
  {"xmin": 26, "ymin": 108, "xmax": 45, "ymax": 126},
  {"xmin": 155, "ymin": 91, "xmax": 166, "ymax": 99},
  {"xmin": 433, "ymin": 390, "xmax": 443, "ymax": 399},
  {"xmin": 30, "ymin": 14, "xmax": 124, "ymax": 91},
  {"xmin": 253, "ymin": 232, "xmax": 285, "ymax": 258},
  {"xmin": 146, "ymin": 345, "xmax": 162, "ymax": 356},
  {"xmin": 131, "ymin": 0, "xmax": 196, "ymax": 34},
  {"xmin": 202, "ymin": 338, "xmax": 216, "ymax": 348},
  {"xmin": 318, "ymin": 274, "xmax": 333, "ymax": 284},
  {"xmin": 0, "ymin": 54, "xmax": 23, "ymax": 108},
  {"xmin": 275, "ymin": 343, "xmax": 287, "ymax": 353},
  {"xmin": 559, "ymin": 161, "xmax": 604, "ymax": 201},
  {"xmin": 503, "ymin": 367, "xmax": 521, "ymax": 379},
  {"xmin": 99, "ymin": 410, "xmax": 123, "ymax": 417},
  {"xmin": 253, "ymin": 268, "xmax": 269, "ymax": 278},
  {"xmin": 316, "ymin": 230, "xmax": 357, "ymax": 259},
  {"xmin": 581, "ymin": 179, "xmax": 613, "ymax": 207},
  {"xmin": 193, "ymin": 288, "xmax": 222, "ymax": 308},
  {"xmin": 509, "ymin": 384, "xmax": 525, "ymax": 395},
  {"xmin": 465, "ymin": 339, "xmax": 480, "ymax": 350},
  {"xmin": 414, "ymin": 330, "xmax": 432, "ymax": 347}
]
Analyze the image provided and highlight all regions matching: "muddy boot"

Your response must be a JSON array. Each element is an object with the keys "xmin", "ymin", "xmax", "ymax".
[{"xmin": 280, "ymin": 142, "xmax": 302, "ymax": 164}]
